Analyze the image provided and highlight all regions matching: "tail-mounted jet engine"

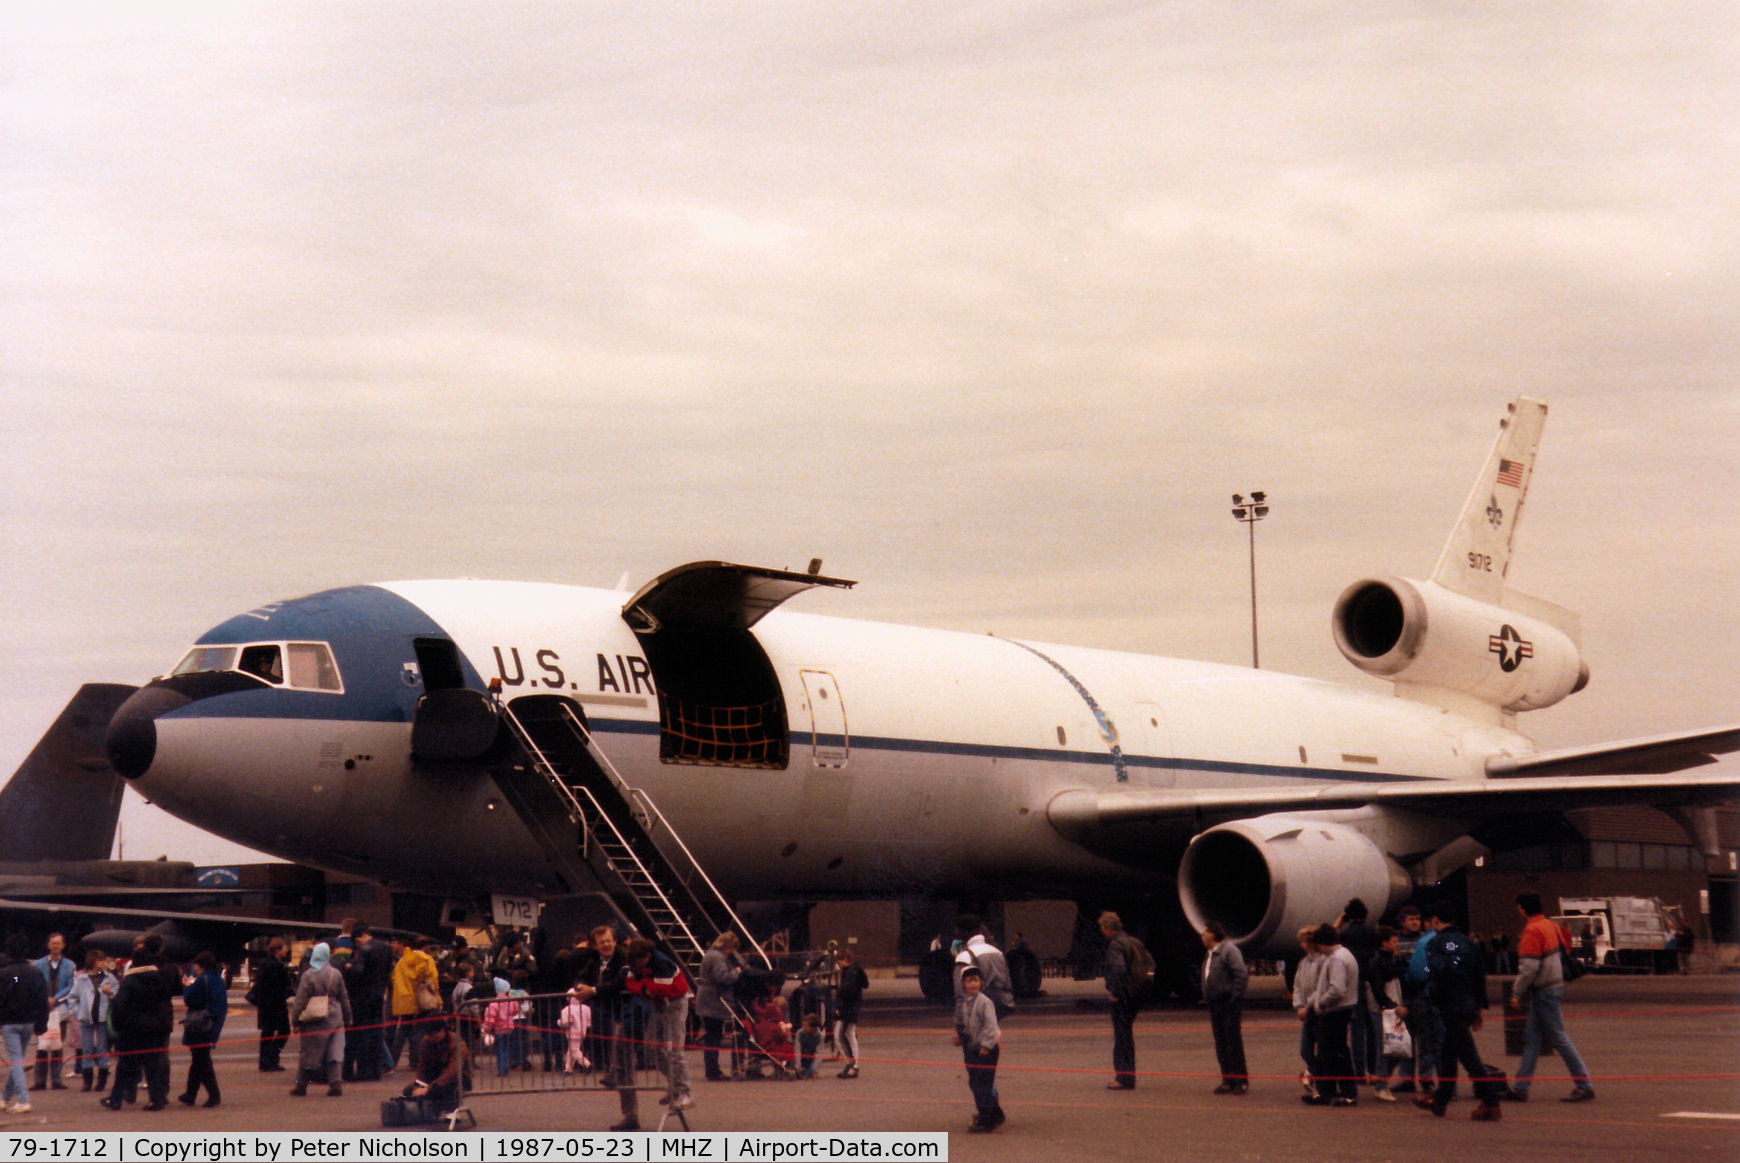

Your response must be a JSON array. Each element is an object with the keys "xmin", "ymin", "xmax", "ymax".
[{"xmin": 1332, "ymin": 576, "xmax": 1588, "ymax": 712}]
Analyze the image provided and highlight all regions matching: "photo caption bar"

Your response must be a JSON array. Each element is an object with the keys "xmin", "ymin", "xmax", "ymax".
[{"xmin": 0, "ymin": 1132, "xmax": 949, "ymax": 1163}]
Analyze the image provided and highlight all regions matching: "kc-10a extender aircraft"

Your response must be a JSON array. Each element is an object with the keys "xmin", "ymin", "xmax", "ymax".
[{"xmin": 99, "ymin": 398, "xmax": 1738, "ymax": 963}]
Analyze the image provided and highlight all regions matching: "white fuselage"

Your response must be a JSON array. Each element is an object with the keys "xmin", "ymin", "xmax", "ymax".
[{"xmin": 135, "ymin": 579, "xmax": 1529, "ymax": 904}]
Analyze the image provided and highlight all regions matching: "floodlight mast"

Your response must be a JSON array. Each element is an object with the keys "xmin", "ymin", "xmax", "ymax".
[{"xmin": 1229, "ymin": 491, "xmax": 1270, "ymax": 668}]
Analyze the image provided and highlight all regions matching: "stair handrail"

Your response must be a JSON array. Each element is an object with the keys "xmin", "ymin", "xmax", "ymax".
[
  {"xmin": 495, "ymin": 700, "xmax": 709, "ymax": 964},
  {"xmin": 551, "ymin": 702, "xmax": 773, "ymax": 972}
]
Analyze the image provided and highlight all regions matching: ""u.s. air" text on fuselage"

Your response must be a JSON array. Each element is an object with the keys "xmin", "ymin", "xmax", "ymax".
[{"xmin": 490, "ymin": 647, "xmax": 656, "ymax": 695}]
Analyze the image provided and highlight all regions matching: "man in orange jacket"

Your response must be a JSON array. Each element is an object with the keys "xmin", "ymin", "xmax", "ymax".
[{"xmin": 1506, "ymin": 892, "xmax": 1595, "ymax": 1103}]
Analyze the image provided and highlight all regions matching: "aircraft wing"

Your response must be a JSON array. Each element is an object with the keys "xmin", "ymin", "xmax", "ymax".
[
  {"xmin": 1048, "ymin": 754, "xmax": 1740, "ymax": 846},
  {"xmin": 0, "ymin": 896, "xmax": 422, "ymax": 946},
  {"xmin": 0, "ymin": 886, "xmax": 262, "ymax": 902},
  {"xmin": 0, "ymin": 897, "xmax": 322, "ymax": 932}
]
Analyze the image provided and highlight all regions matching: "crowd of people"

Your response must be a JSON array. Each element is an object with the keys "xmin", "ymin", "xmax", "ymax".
[
  {"xmin": 0, "ymin": 896, "xmax": 1609, "ymax": 1133},
  {"xmin": 270, "ymin": 919, "xmax": 871, "ymax": 1130},
  {"xmin": 0, "ymin": 930, "xmax": 233, "ymax": 1114},
  {"xmin": 1092, "ymin": 894, "xmax": 1600, "ymax": 1126}
]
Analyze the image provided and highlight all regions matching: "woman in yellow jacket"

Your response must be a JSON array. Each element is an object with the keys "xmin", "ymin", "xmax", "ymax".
[{"xmin": 388, "ymin": 936, "xmax": 441, "ymax": 1073}]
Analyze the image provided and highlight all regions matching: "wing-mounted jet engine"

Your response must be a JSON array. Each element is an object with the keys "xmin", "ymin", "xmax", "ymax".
[
  {"xmin": 1179, "ymin": 813, "xmax": 1415, "ymax": 949},
  {"xmin": 1180, "ymin": 398, "xmax": 1597, "ymax": 950}
]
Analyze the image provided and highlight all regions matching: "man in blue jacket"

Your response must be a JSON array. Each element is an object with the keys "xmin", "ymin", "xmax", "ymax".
[
  {"xmin": 1401, "ymin": 906, "xmax": 1442, "ymax": 1095},
  {"xmin": 1419, "ymin": 902, "xmax": 1502, "ymax": 1122},
  {"xmin": 31, "ymin": 932, "xmax": 75, "ymax": 1090}
]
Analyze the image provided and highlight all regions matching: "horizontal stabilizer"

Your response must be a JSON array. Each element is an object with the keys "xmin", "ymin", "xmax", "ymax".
[{"xmin": 1485, "ymin": 723, "xmax": 1740, "ymax": 778}]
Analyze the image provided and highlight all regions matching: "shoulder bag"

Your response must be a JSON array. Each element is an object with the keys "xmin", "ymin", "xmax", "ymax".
[
  {"xmin": 183, "ymin": 1008, "xmax": 215, "ymax": 1043},
  {"xmin": 300, "ymin": 992, "xmax": 331, "ymax": 1023}
]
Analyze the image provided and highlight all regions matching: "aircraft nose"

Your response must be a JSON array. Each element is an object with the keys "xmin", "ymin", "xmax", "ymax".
[{"xmin": 106, "ymin": 683, "xmax": 193, "ymax": 780}]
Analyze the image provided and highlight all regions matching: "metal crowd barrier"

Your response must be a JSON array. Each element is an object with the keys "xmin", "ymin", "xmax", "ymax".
[
  {"xmin": 452, "ymin": 990, "xmax": 685, "ymax": 1100},
  {"xmin": 440, "ymin": 952, "xmax": 848, "ymax": 1108}
]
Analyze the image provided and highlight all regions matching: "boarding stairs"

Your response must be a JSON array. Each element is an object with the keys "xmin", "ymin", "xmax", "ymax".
[{"xmin": 489, "ymin": 693, "xmax": 771, "ymax": 977}]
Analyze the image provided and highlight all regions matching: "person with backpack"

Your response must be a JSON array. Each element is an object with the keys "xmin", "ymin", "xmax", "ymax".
[
  {"xmin": 1201, "ymin": 922, "xmax": 1249, "ymax": 1094},
  {"xmin": 1099, "ymin": 911, "xmax": 1145, "ymax": 1090},
  {"xmin": 953, "ymin": 919, "xmax": 1016, "ymax": 1051},
  {"xmin": 951, "ymin": 917, "xmax": 1013, "ymax": 1034},
  {"xmin": 1506, "ymin": 891, "xmax": 1595, "ymax": 1104},
  {"xmin": 1419, "ymin": 901, "xmax": 1503, "ymax": 1121},
  {"xmin": 1398, "ymin": 906, "xmax": 1442, "ymax": 1096}
]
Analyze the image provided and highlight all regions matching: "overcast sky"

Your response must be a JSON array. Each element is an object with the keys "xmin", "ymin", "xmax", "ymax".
[{"xmin": 3, "ymin": 2, "xmax": 1736, "ymax": 864}]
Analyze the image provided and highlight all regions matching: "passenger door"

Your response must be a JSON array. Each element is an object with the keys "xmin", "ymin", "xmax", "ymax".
[{"xmin": 800, "ymin": 669, "xmax": 848, "ymax": 769}]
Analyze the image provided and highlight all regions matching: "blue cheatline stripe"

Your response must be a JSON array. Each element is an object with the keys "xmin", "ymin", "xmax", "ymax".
[
  {"xmin": 586, "ymin": 717, "xmax": 1435, "ymax": 785},
  {"xmin": 1000, "ymin": 639, "xmax": 1129, "ymax": 782},
  {"xmin": 161, "ymin": 703, "xmax": 1430, "ymax": 786}
]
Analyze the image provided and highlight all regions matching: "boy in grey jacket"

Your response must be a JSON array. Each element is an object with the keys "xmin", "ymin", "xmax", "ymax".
[{"xmin": 956, "ymin": 967, "xmax": 1004, "ymax": 1133}]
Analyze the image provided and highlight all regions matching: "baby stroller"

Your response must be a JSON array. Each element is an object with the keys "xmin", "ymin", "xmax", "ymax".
[{"xmin": 732, "ymin": 968, "xmax": 796, "ymax": 1080}]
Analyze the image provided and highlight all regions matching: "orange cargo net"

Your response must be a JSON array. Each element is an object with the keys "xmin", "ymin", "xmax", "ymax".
[{"xmin": 659, "ymin": 694, "xmax": 789, "ymax": 768}]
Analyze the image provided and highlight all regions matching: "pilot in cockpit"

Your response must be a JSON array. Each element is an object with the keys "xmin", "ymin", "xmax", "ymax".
[{"xmin": 238, "ymin": 644, "xmax": 283, "ymax": 685}]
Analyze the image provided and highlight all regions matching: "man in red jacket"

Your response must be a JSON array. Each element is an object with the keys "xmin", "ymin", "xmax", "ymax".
[{"xmin": 623, "ymin": 938, "xmax": 693, "ymax": 1113}]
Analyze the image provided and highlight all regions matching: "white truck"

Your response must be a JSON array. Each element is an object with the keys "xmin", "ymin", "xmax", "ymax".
[{"xmin": 1555, "ymin": 896, "xmax": 1685, "ymax": 974}]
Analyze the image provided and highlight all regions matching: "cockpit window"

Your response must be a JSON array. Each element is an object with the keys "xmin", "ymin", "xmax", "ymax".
[
  {"xmin": 169, "ymin": 641, "xmax": 343, "ymax": 693},
  {"xmin": 172, "ymin": 646, "xmax": 236, "ymax": 677},
  {"xmin": 238, "ymin": 644, "xmax": 283, "ymax": 684},
  {"xmin": 286, "ymin": 643, "xmax": 342, "ymax": 691}
]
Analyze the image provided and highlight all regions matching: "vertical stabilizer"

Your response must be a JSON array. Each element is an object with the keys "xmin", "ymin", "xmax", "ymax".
[
  {"xmin": 1430, "ymin": 397, "xmax": 1548, "ymax": 605},
  {"xmin": 0, "ymin": 684, "xmax": 138, "ymax": 861}
]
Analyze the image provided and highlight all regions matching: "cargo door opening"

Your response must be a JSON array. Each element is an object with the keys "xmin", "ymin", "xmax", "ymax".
[
  {"xmin": 640, "ymin": 627, "xmax": 789, "ymax": 768},
  {"xmin": 621, "ymin": 561, "xmax": 856, "ymax": 772}
]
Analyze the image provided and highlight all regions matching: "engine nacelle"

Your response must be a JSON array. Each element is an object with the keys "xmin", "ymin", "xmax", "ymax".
[
  {"xmin": 1178, "ymin": 814, "xmax": 1411, "ymax": 954},
  {"xmin": 1332, "ymin": 576, "xmax": 1588, "ymax": 712}
]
